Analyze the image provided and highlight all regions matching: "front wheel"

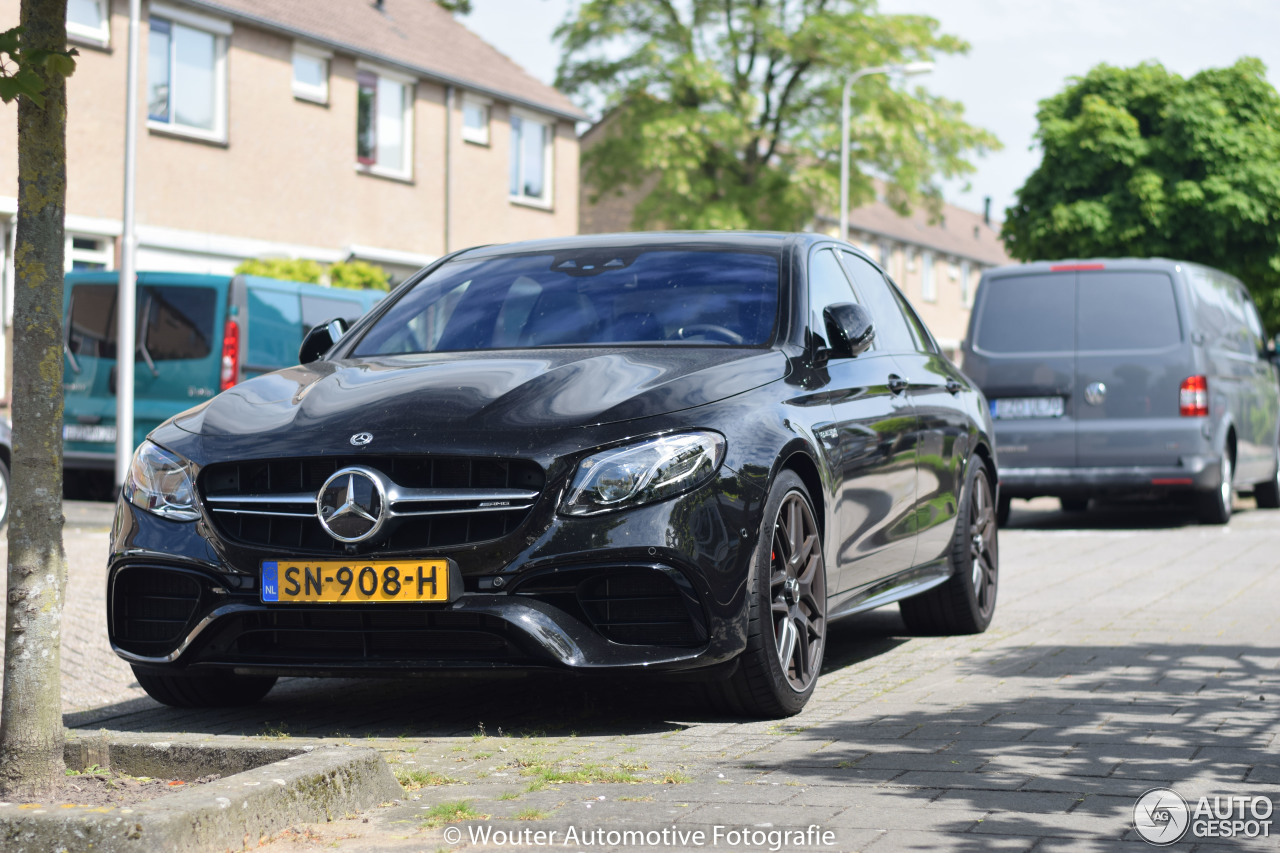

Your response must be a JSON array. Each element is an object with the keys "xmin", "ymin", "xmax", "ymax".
[
  {"xmin": 1255, "ymin": 448, "xmax": 1280, "ymax": 509},
  {"xmin": 707, "ymin": 470, "xmax": 826, "ymax": 718},
  {"xmin": 900, "ymin": 455, "xmax": 998, "ymax": 635},
  {"xmin": 133, "ymin": 667, "xmax": 277, "ymax": 708}
]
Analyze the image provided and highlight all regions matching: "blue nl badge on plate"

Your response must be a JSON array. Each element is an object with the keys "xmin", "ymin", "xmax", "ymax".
[{"xmin": 261, "ymin": 561, "xmax": 279, "ymax": 602}]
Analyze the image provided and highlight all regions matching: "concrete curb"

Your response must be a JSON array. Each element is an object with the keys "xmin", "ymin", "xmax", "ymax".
[{"xmin": 0, "ymin": 738, "xmax": 403, "ymax": 852}]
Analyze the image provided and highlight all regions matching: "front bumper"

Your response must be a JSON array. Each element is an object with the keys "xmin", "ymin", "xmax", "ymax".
[
  {"xmin": 107, "ymin": 465, "xmax": 762, "ymax": 677},
  {"xmin": 999, "ymin": 454, "xmax": 1220, "ymax": 499}
]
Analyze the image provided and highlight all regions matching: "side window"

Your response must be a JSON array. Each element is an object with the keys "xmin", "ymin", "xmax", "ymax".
[
  {"xmin": 1239, "ymin": 287, "xmax": 1267, "ymax": 355},
  {"xmin": 839, "ymin": 251, "xmax": 917, "ymax": 353},
  {"xmin": 807, "ymin": 248, "xmax": 858, "ymax": 348}
]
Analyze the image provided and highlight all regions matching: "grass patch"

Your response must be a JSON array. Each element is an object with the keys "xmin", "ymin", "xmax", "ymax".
[
  {"xmin": 521, "ymin": 762, "xmax": 641, "ymax": 785},
  {"xmin": 497, "ymin": 791, "xmax": 520, "ymax": 801},
  {"xmin": 420, "ymin": 800, "xmax": 487, "ymax": 828},
  {"xmin": 658, "ymin": 770, "xmax": 692, "ymax": 784},
  {"xmin": 395, "ymin": 768, "xmax": 461, "ymax": 791},
  {"xmin": 617, "ymin": 795, "xmax": 655, "ymax": 802},
  {"xmin": 514, "ymin": 808, "xmax": 548, "ymax": 820}
]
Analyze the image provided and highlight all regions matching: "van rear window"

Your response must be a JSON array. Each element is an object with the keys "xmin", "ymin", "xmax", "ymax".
[
  {"xmin": 68, "ymin": 284, "xmax": 216, "ymax": 361},
  {"xmin": 1077, "ymin": 272, "xmax": 1181, "ymax": 351},
  {"xmin": 975, "ymin": 275, "xmax": 1074, "ymax": 353}
]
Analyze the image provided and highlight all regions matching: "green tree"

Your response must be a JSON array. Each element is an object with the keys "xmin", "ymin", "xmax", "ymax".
[
  {"xmin": 1003, "ymin": 58, "xmax": 1280, "ymax": 331},
  {"xmin": 0, "ymin": 3, "xmax": 77, "ymax": 799},
  {"xmin": 556, "ymin": 0, "xmax": 998, "ymax": 231}
]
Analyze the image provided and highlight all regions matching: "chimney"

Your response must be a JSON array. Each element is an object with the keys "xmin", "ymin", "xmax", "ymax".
[{"xmin": 983, "ymin": 196, "xmax": 991, "ymax": 227}]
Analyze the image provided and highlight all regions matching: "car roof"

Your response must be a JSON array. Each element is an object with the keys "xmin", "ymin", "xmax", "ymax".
[{"xmin": 451, "ymin": 231, "xmax": 813, "ymax": 261}]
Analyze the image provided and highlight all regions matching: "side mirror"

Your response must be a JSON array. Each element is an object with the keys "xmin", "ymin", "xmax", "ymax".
[
  {"xmin": 822, "ymin": 303, "xmax": 875, "ymax": 358},
  {"xmin": 298, "ymin": 317, "xmax": 349, "ymax": 365}
]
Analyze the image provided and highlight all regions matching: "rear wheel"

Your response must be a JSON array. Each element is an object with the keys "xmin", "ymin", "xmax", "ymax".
[
  {"xmin": 1197, "ymin": 451, "xmax": 1234, "ymax": 525},
  {"xmin": 707, "ymin": 470, "xmax": 826, "ymax": 718},
  {"xmin": 1254, "ymin": 448, "xmax": 1280, "ymax": 509},
  {"xmin": 900, "ymin": 456, "xmax": 998, "ymax": 635},
  {"xmin": 133, "ymin": 667, "xmax": 277, "ymax": 708}
]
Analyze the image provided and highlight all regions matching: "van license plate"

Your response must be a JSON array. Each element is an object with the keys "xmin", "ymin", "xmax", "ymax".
[
  {"xmin": 991, "ymin": 397, "xmax": 1064, "ymax": 419},
  {"xmin": 62, "ymin": 424, "xmax": 117, "ymax": 443},
  {"xmin": 261, "ymin": 560, "xmax": 450, "ymax": 603}
]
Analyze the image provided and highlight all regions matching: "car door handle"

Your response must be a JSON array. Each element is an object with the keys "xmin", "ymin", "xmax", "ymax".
[
  {"xmin": 888, "ymin": 375, "xmax": 909, "ymax": 394},
  {"xmin": 945, "ymin": 378, "xmax": 964, "ymax": 395}
]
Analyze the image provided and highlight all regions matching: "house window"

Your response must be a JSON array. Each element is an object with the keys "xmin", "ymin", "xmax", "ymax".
[
  {"xmin": 147, "ymin": 5, "xmax": 230, "ymax": 142},
  {"xmin": 960, "ymin": 261, "xmax": 973, "ymax": 307},
  {"xmin": 292, "ymin": 45, "xmax": 330, "ymax": 104},
  {"xmin": 509, "ymin": 111, "xmax": 552, "ymax": 205},
  {"xmin": 66, "ymin": 234, "xmax": 113, "ymax": 272},
  {"xmin": 921, "ymin": 251, "xmax": 936, "ymax": 302},
  {"xmin": 462, "ymin": 96, "xmax": 490, "ymax": 145},
  {"xmin": 357, "ymin": 68, "xmax": 414, "ymax": 178},
  {"xmin": 67, "ymin": 0, "xmax": 109, "ymax": 47}
]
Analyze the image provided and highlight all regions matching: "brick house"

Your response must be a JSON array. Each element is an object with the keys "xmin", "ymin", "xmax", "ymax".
[{"xmin": 0, "ymin": 0, "xmax": 585, "ymax": 394}]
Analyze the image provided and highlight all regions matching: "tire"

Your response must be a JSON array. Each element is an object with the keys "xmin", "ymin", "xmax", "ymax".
[
  {"xmin": 1060, "ymin": 497, "xmax": 1089, "ymax": 513},
  {"xmin": 706, "ymin": 470, "xmax": 826, "ymax": 718},
  {"xmin": 1254, "ymin": 449, "xmax": 1280, "ymax": 509},
  {"xmin": 996, "ymin": 494, "xmax": 1011, "ymax": 528},
  {"xmin": 133, "ymin": 667, "xmax": 277, "ymax": 708},
  {"xmin": 900, "ymin": 456, "xmax": 998, "ymax": 635},
  {"xmin": 1197, "ymin": 451, "xmax": 1234, "ymax": 525},
  {"xmin": 0, "ymin": 458, "xmax": 9, "ymax": 533}
]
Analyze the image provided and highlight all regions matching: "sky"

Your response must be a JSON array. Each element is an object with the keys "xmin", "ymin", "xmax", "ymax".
[{"xmin": 462, "ymin": 0, "xmax": 1280, "ymax": 221}]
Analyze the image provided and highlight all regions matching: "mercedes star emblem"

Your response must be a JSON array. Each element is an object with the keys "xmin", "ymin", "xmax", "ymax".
[
  {"xmin": 317, "ymin": 467, "xmax": 386, "ymax": 543},
  {"xmin": 350, "ymin": 432, "xmax": 374, "ymax": 446}
]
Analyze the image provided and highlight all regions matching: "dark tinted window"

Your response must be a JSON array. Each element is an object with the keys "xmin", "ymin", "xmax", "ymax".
[
  {"xmin": 840, "ymin": 251, "xmax": 916, "ymax": 352},
  {"xmin": 68, "ymin": 284, "xmax": 216, "ymax": 361},
  {"xmin": 353, "ymin": 249, "xmax": 779, "ymax": 355},
  {"xmin": 302, "ymin": 294, "xmax": 366, "ymax": 330},
  {"xmin": 807, "ymin": 248, "xmax": 858, "ymax": 346},
  {"xmin": 974, "ymin": 275, "xmax": 1075, "ymax": 353},
  {"xmin": 1077, "ymin": 272, "xmax": 1181, "ymax": 351}
]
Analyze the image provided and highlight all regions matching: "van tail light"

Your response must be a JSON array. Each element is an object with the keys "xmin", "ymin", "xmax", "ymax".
[
  {"xmin": 1179, "ymin": 375, "xmax": 1208, "ymax": 417},
  {"xmin": 219, "ymin": 319, "xmax": 240, "ymax": 391}
]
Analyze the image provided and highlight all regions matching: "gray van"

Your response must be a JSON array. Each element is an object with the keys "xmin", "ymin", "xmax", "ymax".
[{"xmin": 962, "ymin": 259, "xmax": 1280, "ymax": 525}]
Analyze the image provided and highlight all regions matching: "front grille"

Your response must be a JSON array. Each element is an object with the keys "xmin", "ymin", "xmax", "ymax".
[
  {"xmin": 577, "ymin": 569, "xmax": 705, "ymax": 647},
  {"xmin": 111, "ymin": 566, "xmax": 205, "ymax": 655},
  {"xmin": 200, "ymin": 455, "xmax": 545, "ymax": 553},
  {"xmin": 221, "ymin": 609, "xmax": 523, "ymax": 662}
]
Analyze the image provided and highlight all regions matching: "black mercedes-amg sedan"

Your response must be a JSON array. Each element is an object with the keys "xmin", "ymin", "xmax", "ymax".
[{"xmin": 110, "ymin": 232, "xmax": 999, "ymax": 718}]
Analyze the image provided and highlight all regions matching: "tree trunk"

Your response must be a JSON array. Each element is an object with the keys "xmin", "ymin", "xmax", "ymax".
[{"xmin": 0, "ymin": 0, "xmax": 70, "ymax": 798}]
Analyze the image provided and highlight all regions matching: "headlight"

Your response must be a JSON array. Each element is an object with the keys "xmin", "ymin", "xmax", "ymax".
[
  {"xmin": 560, "ymin": 432, "xmax": 725, "ymax": 516},
  {"xmin": 123, "ymin": 440, "xmax": 200, "ymax": 521}
]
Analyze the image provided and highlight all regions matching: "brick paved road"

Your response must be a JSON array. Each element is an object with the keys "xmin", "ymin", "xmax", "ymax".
[{"xmin": 4, "ymin": 497, "xmax": 1279, "ymax": 851}]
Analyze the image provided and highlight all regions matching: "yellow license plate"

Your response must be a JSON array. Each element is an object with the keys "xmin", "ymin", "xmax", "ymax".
[{"xmin": 261, "ymin": 560, "xmax": 449, "ymax": 603}]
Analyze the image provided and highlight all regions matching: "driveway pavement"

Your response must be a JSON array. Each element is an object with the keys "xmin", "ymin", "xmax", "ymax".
[{"xmin": 4, "ymin": 497, "xmax": 1278, "ymax": 851}]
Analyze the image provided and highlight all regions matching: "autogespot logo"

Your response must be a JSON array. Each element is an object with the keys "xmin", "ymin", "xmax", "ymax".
[{"xmin": 1134, "ymin": 788, "xmax": 1190, "ymax": 845}]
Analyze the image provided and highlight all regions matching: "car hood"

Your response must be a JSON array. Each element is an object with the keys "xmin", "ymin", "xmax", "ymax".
[{"xmin": 172, "ymin": 348, "xmax": 787, "ymax": 443}]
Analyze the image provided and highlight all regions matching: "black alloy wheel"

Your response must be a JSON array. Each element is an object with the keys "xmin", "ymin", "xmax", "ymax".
[
  {"xmin": 707, "ymin": 470, "xmax": 826, "ymax": 718},
  {"xmin": 1254, "ymin": 446, "xmax": 1280, "ymax": 509},
  {"xmin": 900, "ymin": 455, "xmax": 999, "ymax": 635}
]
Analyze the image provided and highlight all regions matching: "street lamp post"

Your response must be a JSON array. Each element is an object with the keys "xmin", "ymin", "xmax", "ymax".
[{"xmin": 839, "ymin": 61, "xmax": 934, "ymax": 243}]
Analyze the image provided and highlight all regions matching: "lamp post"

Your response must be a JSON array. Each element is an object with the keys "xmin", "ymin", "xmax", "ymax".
[{"xmin": 839, "ymin": 61, "xmax": 934, "ymax": 243}]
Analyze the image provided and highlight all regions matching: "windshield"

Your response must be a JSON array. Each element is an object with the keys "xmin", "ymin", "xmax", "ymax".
[{"xmin": 351, "ymin": 249, "xmax": 780, "ymax": 355}]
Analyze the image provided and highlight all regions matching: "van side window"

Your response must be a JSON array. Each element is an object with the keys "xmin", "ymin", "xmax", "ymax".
[
  {"xmin": 840, "ymin": 251, "xmax": 923, "ymax": 353},
  {"xmin": 1238, "ymin": 287, "xmax": 1267, "ymax": 355},
  {"xmin": 807, "ymin": 248, "xmax": 859, "ymax": 349},
  {"xmin": 143, "ymin": 287, "xmax": 216, "ymax": 360}
]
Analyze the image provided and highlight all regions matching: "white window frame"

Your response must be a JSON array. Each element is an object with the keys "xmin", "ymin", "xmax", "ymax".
[
  {"xmin": 461, "ymin": 94, "xmax": 491, "ymax": 146},
  {"xmin": 65, "ymin": 232, "xmax": 115, "ymax": 272},
  {"xmin": 147, "ymin": 3, "xmax": 231, "ymax": 144},
  {"xmin": 66, "ymin": 0, "xmax": 110, "ymax": 48},
  {"xmin": 292, "ymin": 43, "xmax": 331, "ymax": 105},
  {"xmin": 355, "ymin": 62, "xmax": 415, "ymax": 182},
  {"xmin": 960, "ymin": 261, "xmax": 973, "ymax": 308},
  {"xmin": 921, "ymin": 251, "xmax": 936, "ymax": 302},
  {"xmin": 509, "ymin": 107, "xmax": 554, "ymax": 208}
]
